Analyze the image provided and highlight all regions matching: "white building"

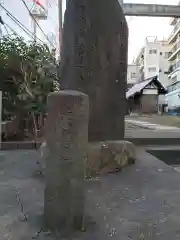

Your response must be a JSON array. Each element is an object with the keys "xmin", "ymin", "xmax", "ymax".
[
  {"xmin": 127, "ymin": 64, "xmax": 140, "ymax": 89},
  {"xmin": 164, "ymin": 15, "xmax": 180, "ymax": 114},
  {"xmin": 135, "ymin": 36, "xmax": 170, "ymax": 88},
  {"xmin": 168, "ymin": 17, "xmax": 180, "ymax": 84}
]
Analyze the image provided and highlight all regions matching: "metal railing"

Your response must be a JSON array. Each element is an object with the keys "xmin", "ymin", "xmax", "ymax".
[
  {"xmin": 169, "ymin": 40, "xmax": 180, "ymax": 58},
  {"xmin": 168, "ymin": 20, "xmax": 180, "ymax": 41},
  {"xmin": 169, "ymin": 59, "xmax": 180, "ymax": 73}
]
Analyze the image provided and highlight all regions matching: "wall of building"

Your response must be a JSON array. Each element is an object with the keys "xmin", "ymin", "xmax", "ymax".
[
  {"xmin": 168, "ymin": 17, "xmax": 180, "ymax": 88},
  {"xmin": 141, "ymin": 94, "xmax": 158, "ymax": 113},
  {"xmin": 164, "ymin": 15, "xmax": 180, "ymax": 114},
  {"xmin": 165, "ymin": 81, "xmax": 180, "ymax": 114},
  {"xmin": 127, "ymin": 64, "xmax": 140, "ymax": 86},
  {"xmin": 158, "ymin": 42, "xmax": 171, "ymax": 87},
  {"xmin": 168, "ymin": 67, "xmax": 180, "ymax": 87},
  {"xmin": 144, "ymin": 37, "xmax": 160, "ymax": 79},
  {"xmin": 143, "ymin": 37, "xmax": 170, "ymax": 87},
  {"xmin": 134, "ymin": 37, "xmax": 170, "ymax": 88}
]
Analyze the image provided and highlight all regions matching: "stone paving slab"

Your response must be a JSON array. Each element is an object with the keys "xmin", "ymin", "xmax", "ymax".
[
  {"xmin": 126, "ymin": 119, "xmax": 180, "ymax": 130},
  {"xmin": 125, "ymin": 129, "xmax": 180, "ymax": 138},
  {"xmin": 1, "ymin": 149, "xmax": 180, "ymax": 239},
  {"xmin": 127, "ymin": 115, "xmax": 180, "ymax": 128}
]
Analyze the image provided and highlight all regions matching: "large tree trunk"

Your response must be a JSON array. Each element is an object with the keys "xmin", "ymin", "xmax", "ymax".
[{"xmin": 60, "ymin": 0, "xmax": 128, "ymax": 142}]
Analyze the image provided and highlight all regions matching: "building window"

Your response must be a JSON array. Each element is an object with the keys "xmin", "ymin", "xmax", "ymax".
[
  {"xmin": 149, "ymin": 49, "xmax": 157, "ymax": 54},
  {"xmin": 131, "ymin": 72, "xmax": 136, "ymax": 78},
  {"xmin": 164, "ymin": 52, "xmax": 170, "ymax": 59},
  {"xmin": 160, "ymin": 52, "xmax": 162, "ymax": 55},
  {"xmin": 169, "ymin": 52, "xmax": 172, "ymax": 57},
  {"xmin": 148, "ymin": 67, "xmax": 156, "ymax": 72}
]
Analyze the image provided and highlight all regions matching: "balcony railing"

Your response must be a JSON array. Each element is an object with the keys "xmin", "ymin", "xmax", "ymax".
[
  {"xmin": 168, "ymin": 40, "xmax": 180, "ymax": 59},
  {"xmin": 169, "ymin": 59, "xmax": 180, "ymax": 74},
  {"xmin": 169, "ymin": 20, "xmax": 180, "ymax": 41}
]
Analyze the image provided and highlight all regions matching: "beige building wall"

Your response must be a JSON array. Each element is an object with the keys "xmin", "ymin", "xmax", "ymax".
[
  {"xmin": 127, "ymin": 64, "xmax": 140, "ymax": 87},
  {"xmin": 135, "ymin": 36, "xmax": 170, "ymax": 87}
]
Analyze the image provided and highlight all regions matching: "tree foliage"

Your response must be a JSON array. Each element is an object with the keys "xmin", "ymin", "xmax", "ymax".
[{"xmin": 0, "ymin": 35, "xmax": 60, "ymax": 139}]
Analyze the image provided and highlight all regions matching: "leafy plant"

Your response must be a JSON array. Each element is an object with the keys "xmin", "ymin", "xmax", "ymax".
[{"xmin": 0, "ymin": 35, "xmax": 60, "ymax": 140}]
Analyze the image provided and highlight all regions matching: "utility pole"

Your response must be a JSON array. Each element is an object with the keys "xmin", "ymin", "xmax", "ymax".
[
  {"xmin": 31, "ymin": 0, "xmax": 38, "ymax": 42},
  {"xmin": 31, "ymin": 0, "xmax": 48, "ymax": 43},
  {"xmin": 33, "ymin": 17, "xmax": 37, "ymax": 42},
  {"xmin": 58, "ymin": 0, "xmax": 62, "ymax": 60}
]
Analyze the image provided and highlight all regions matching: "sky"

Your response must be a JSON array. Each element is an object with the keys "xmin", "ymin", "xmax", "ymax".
[
  {"xmin": 0, "ymin": 0, "xmax": 179, "ymax": 63},
  {"xmin": 126, "ymin": 0, "xmax": 179, "ymax": 63}
]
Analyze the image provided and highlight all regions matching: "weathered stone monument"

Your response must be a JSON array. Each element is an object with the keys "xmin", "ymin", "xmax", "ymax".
[
  {"xmin": 44, "ymin": 91, "xmax": 89, "ymax": 235},
  {"xmin": 60, "ymin": 0, "xmax": 128, "ymax": 141},
  {"xmin": 42, "ymin": 1, "xmax": 134, "ymax": 237}
]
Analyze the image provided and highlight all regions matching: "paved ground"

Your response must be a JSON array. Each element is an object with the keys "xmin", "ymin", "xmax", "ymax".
[
  {"xmin": 125, "ymin": 121, "xmax": 143, "ymax": 130},
  {"xmin": 125, "ymin": 115, "xmax": 180, "ymax": 145},
  {"xmin": 126, "ymin": 119, "xmax": 179, "ymax": 131},
  {"xmin": 2, "ymin": 149, "xmax": 180, "ymax": 239},
  {"xmin": 126, "ymin": 114, "xmax": 180, "ymax": 128}
]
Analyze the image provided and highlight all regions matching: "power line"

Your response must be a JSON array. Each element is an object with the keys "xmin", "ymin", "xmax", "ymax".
[
  {"xmin": 6, "ymin": 12, "xmax": 37, "ymax": 39},
  {"xmin": 0, "ymin": 3, "xmax": 48, "ymax": 45},
  {"xmin": 2, "ymin": 20, "xmax": 57, "ymax": 62},
  {"xmin": 0, "ymin": 4, "xmax": 34, "ymax": 37},
  {"xmin": 20, "ymin": 0, "xmax": 55, "ymax": 48},
  {"xmin": 4, "ymin": 22, "xmax": 18, "ymax": 35},
  {"xmin": 1, "ymin": 18, "xmax": 33, "ymax": 39},
  {"xmin": 0, "ymin": 9, "xmax": 57, "ymax": 60}
]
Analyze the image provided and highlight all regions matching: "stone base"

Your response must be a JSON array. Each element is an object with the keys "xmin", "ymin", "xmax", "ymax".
[
  {"xmin": 86, "ymin": 141, "xmax": 136, "ymax": 178},
  {"xmin": 38, "ymin": 141, "xmax": 136, "ymax": 178}
]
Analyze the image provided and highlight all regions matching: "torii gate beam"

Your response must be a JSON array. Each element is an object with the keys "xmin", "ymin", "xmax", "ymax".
[{"xmin": 122, "ymin": 4, "xmax": 180, "ymax": 18}]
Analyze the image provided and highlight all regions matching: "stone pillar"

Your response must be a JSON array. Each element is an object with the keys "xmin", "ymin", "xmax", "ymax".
[
  {"xmin": 60, "ymin": 0, "xmax": 128, "ymax": 142},
  {"xmin": 44, "ymin": 91, "xmax": 89, "ymax": 235}
]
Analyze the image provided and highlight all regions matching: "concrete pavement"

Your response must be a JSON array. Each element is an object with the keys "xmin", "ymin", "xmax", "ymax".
[
  {"xmin": 1, "ymin": 149, "xmax": 180, "ymax": 239},
  {"xmin": 126, "ymin": 119, "xmax": 180, "ymax": 130},
  {"xmin": 125, "ymin": 116, "xmax": 180, "ymax": 145},
  {"xmin": 126, "ymin": 115, "xmax": 180, "ymax": 128}
]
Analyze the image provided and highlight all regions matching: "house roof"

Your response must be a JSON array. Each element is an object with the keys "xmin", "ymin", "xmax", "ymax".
[{"xmin": 126, "ymin": 76, "xmax": 167, "ymax": 99}]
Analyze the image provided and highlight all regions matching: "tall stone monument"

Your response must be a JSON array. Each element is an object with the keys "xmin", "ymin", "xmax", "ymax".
[
  {"xmin": 60, "ymin": 0, "xmax": 128, "ymax": 141},
  {"xmin": 44, "ymin": 91, "xmax": 89, "ymax": 235}
]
